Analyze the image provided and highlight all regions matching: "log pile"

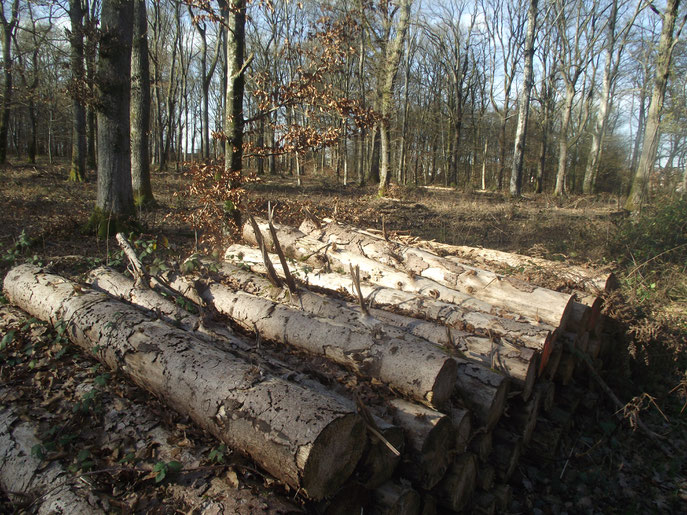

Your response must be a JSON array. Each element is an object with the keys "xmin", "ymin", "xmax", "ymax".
[{"xmin": 1, "ymin": 215, "xmax": 617, "ymax": 513}]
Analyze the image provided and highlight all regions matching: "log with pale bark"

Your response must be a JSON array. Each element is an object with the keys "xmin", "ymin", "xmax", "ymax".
[
  {"xmin": 87, "ymin": 266, "xmax": 403, "ymax": 490},
  {"xmin": 226, "ymin": 244, "xmax": 557, "ymax": 365},
  {"xmin": 372, "ymin": 481, "xmax": 421, "ymax": 515},
  {"xmin": 414, "ymin": 239, "xmax": 618, "ymax": 294},
  {"xmin": 432, "ymin": 453, "xmax": 478, "ymax": 512},
  {"xmin": 2, "ymin": 265, "xmax": 365, "ymax": 500},
  {"xmin": 297, "ymin": 219, "xmax": 574, "ymax": 328},
  {"xmin": 388, "ymin": 399, "xmax": 454, "ymax": 490},
  {"xmin": 0, "ymin": 400, "xmax": 107, "ymax": 514},
  {"xmin": 164, "ymin": 272, "xmax": 457, "ymax": 409},
  {"xmin": 212, "ymin": 258, "xmax": 536, "ymax": 399}
]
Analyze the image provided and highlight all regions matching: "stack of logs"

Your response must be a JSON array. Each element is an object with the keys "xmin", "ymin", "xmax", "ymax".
[{"xmin": 2, "ymin": 215, "xmax": 616, "ymax": 514}]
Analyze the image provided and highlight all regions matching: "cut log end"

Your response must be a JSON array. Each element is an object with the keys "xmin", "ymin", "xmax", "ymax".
[
  {"xmin": 428, "ymin": 358, "xmax": 458, "ymax": 409},
  {"xmin": 303, "ymin": 413, "xmax": 366, "ymax": 500}
]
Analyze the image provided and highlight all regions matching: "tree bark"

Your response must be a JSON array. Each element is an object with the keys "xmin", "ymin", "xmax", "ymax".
[
  {"xmin": 91, "ymin": 0, "xmax": 135, "ymax": 234},
  {"xmin": 212, "ymin": 260, "xmax": 537, "ymax": 398},
  {"xmin": 164, "ymin": 272, "xmax": 458, "ymax": 409},
  {"xmin": 626, "ymin": 0, "xmax": 682, "ymax": 211},
  {"xmin": 419, "ymin": 239, "xmax": 617, "ymax": 294},
  {"xmin": 378, "ymin": 0, "xmax": 412, "ymax": 196},
  {"xmin": 509, "ymin": 0, "xmax": 538, "ymax": 197},
  {"xmin": 130, "ymin": 0, "xmax": 154, "ymax": 206},
  {"xmin": 225, "ymin": 243, "xmax": 556, "ymax": 365},
  {"xmin": 432, "ymin": 453, "xmax": 478, "ymax": 512},
  {"xmin": 68, "ymin": 0, "xmax": 87, "ymax": 182},
  {"xmin": 297, "ymin": 219, "xmax": 574, "ymax": 328},
  {"xmin": 223, "ymin": 0, "xmax": 247, "ymax": 175},
  {"xmin": 0, "ymin": 0, "xmax": 19, "ymax": 164},
  {"xmin": 389, "ymin": 399, "xmax": 454, "ymax": 490},
  {"xmin": 3, "ymin": 264, "xmax": 365, "ymax": 501}
]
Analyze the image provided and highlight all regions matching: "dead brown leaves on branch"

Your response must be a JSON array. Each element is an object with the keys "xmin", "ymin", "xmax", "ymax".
[
  {"xmin": 172, "ymin": 161, "xmax": 259, "ymax": 252},
  {"xmin": 247, "ymin": 14, "xmax": 380, "ymax": 158}
]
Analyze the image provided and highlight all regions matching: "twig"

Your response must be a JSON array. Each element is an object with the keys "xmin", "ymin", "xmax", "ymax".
[
  {"xmin": 381, "ymin": 215, "xmax": 388, "ymax": 241},
  {"xmin": 580, "ymin": 353, "xmax": 675, "ymax": 457},
  {"xmin": 248, "ymin": 214, "xmax": 282, "ymax": 289},
  {"xmin": 355, "ymin": 393, "xmax": 400, "ymax": 457},
  {"xmin": 267, "ymin": 202, "xmax": 297, "ymax": 293},
  {"xmin": 303, "ymin": 207, "xmax": 321, "ymax": 228},
  {"xmin": 116, "ymin": 233, "xmax": 148, "ymax": 288},
  {"xmin": 349, "ymin": 264, "xmax": 370, "ymax": 316}
]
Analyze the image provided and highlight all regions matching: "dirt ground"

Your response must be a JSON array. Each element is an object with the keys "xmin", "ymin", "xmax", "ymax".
[{"xmin": 1, "ymin": 161, "xmax": 686, "ymax": 513}]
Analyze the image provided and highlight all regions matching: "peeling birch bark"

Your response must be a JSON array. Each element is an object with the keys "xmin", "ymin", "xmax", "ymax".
[
  {"xmin": 295, "ymin": 219, "xmax": 574, "ymax": 328},
  {"xmin": 212, "ymin": 259, "xmax": 536, "ymax": 398},
  {"xmin": 3, "ymin": 265, "xmax": 365, "ymax": 500},
  {"xmin": 164, "ymin": 272, "xmax": 457, "ymax": 409},
  {"xmin": 225, "ymin": 244, "xmax": 556, "ymax": 366}
]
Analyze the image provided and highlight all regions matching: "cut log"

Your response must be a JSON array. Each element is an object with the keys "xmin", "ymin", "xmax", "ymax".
[
  {"xmin": 450, "ymin": 407, "xmax": 472, "ymax": 453},
  {"xmin": 316, "ymin": 482, "xmax": 371, "ymax": 515},
  {"xmin": 0, "ymin": 402, "xmax": 107, "ymax": 514},
  {"xmin": 454, "ymin": 362, "xmax": 509, "ymax": 430},
  {"xmin": 470, "ymin": 431, "xmax": 493, "ymax": 463},
  {"xmin": 226, "ymin": 244, "xmax": 556, "ymax": 364},
  {"xmin": 555, "ymin": 349, "xmax": 577, "ymax": 385},
  {"xmin": 535, "ymin": 381, "xmax": 556, "ymax": 413},
  {"xmin": 165, "ymin": 273, "xmax": 457, "ymax": 409},
  {"xmin": 88, "ymin": 267, "xmax": 402, "ymax": 490},
  {"xmin": 355, "ymin": 421, "xmax": 405, "ymax": 489},
  {"xmin": 415, "ymin": 239, "xmax": 618, "ymax": 294},
  {"xmin": 372, "ymin": 482, "xmax": 421, "ymax": 515},
  {"xmin": 432, "ymin": 453, "xmax": 478, "ymax": 512},
  {"xmin": 297, "ymin": 219, "xmax": 574, "ymax": 327},
  {"xmin": 3, "ymin": 265, "xmax": 365, "ymax": 500},
  {"xmin": 389, "ymin": 399, "xmax": 454, "ymax": 490},
  {"xmin": 492, "ymin": 430, "xmax": 522, "ymax": 482},
  {"xmin": 212, "ymin": 260, "xmax": 537, "ymax": 398},
  {"xmin": 502, "ymin": 390, "xmax": 541, "ymax": 446}
]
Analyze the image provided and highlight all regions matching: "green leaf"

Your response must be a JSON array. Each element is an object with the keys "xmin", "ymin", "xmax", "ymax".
[
  {"xmin": 167, "ymin": 461, "xmax": 182, "ymax": 474},
  {"xmin": 31, "ymin": 444, "xmax": 45, "ymax": 461},
  {"xmin": 77, "ymin": 448, "xmax": 90, "ymax": 462},
  {"xmin": 0, "ymin": 330, "xmax": 15, "ymax": 350}
]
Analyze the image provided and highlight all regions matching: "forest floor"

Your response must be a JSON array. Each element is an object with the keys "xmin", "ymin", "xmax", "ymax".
[{"xmin": 1, "ymin": 160, "xmax": 686, "ymax": 513}]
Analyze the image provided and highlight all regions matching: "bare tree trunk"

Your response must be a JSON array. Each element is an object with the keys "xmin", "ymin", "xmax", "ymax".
[
  {"xmin": 68, "ymin": 0, "xmax": 87, "ymax": 181},
  {"xmin": 626, "ymin": 0, "xmax": 682, "ymax": 211},
  {"xmin": 223, "ymin": 0, "xmax": 247, "ymax": 176},
  {"xmin": 0, "ymin": 0, "xmax": 19, "ymax": 164},
  {"xmin": 378, "ymin": 0, "xmax": 411, "ymax": 196},
  {"xmin": 510, "ymin": 0, "xmax": 538, "ymax": 197},
  {"xmin": 90, "ymin": 0, "xmax": 135, "ymax": 235},
  {"xmin": 554, "ymin": 84, "xmax": 575, "ymax": 195},
  {"xmin": 131, "ymin": 0, "xmax": 153, "ymax": 206}
]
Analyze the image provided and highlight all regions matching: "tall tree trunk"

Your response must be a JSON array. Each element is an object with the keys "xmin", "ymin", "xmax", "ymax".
[
  {"xmin": 510, "ymin": 0, "xmax": 538, "ymax": 197},
  {"xmin": 554, "ymin": 84, "xmax": 575, "ymax": 196},
  {"xmin": 85, "ymin": 0, "xmax": 98, "ymax": 169},
  {"xmin": 131, "ymin": 0, "xmax": 153, "ymax": 206},
  {"xmin": 378, "ymin": 0, "xmax": 412, "ymax": 196},
  {"xmin": 0, "ymin": 0, "xmax": 19, "ymax": 164},
  {"xmin": 626, "ymin": 0, "xmax": 682, "ymax": 211},
  {"xmin": 68, "ymin": 0, "xmax": 87, "ymax": 182},
  {"xmin": 90, "ymin": 0, "xmax": 135, "ymax": 235},
  {"xmin": 223, "ymin": 0, "xmax": 247, "ymax": 176}
]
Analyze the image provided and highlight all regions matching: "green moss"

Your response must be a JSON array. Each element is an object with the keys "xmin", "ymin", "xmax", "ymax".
[
  {"xmin": 84, "ymin": 208, "xmax": 140, "ymax": 239},
  {"xmin": 68, "ymin": 166, "xmax": 85, "ymax": 182}
]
